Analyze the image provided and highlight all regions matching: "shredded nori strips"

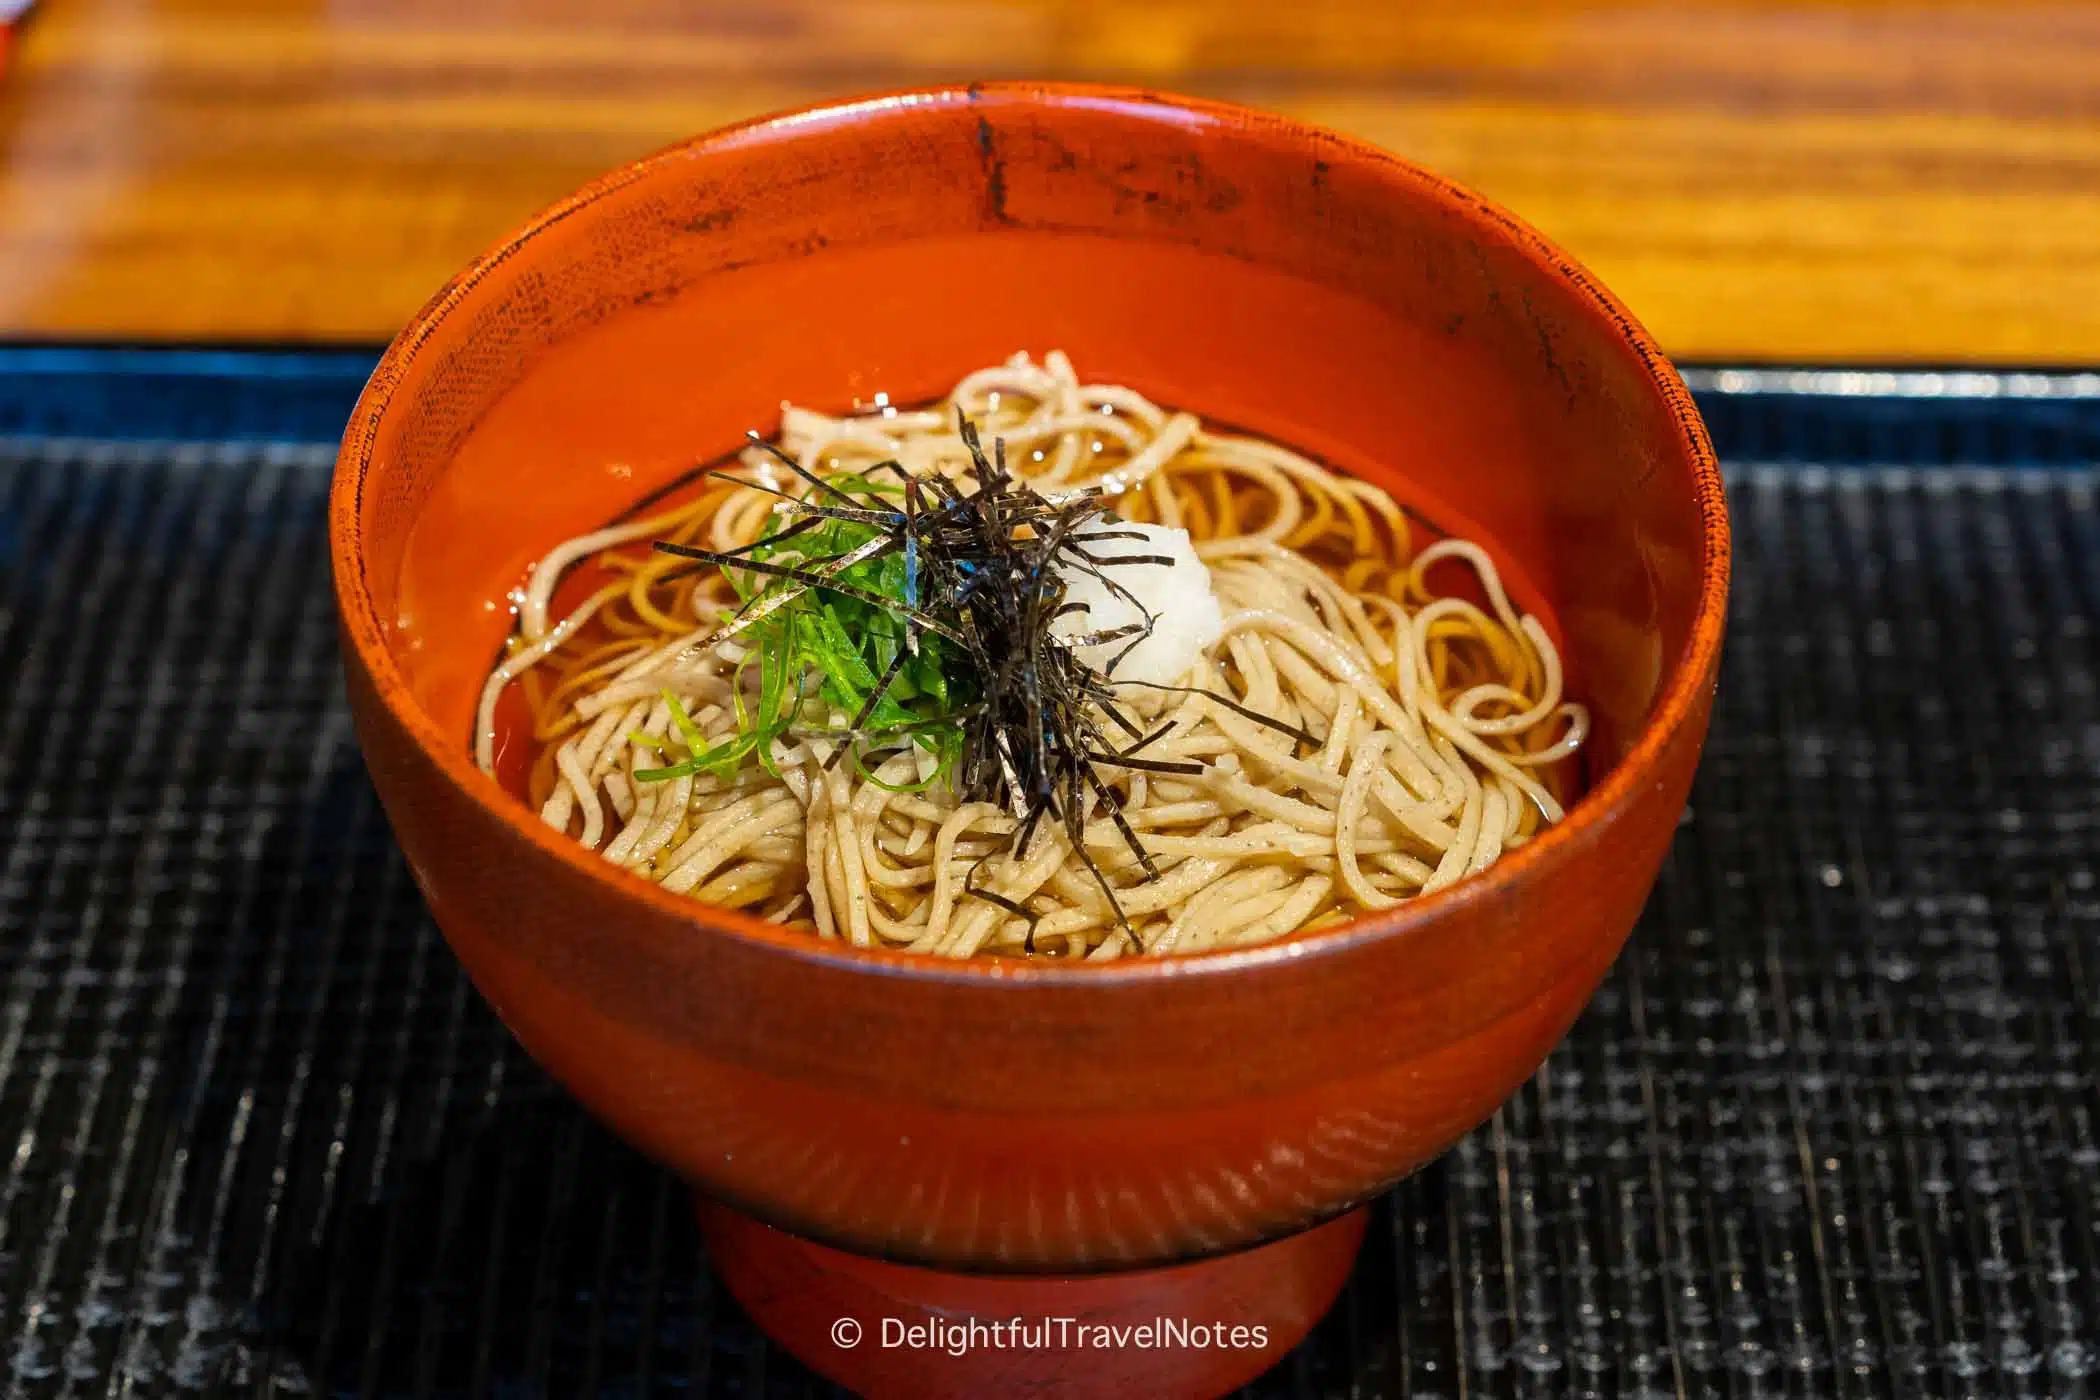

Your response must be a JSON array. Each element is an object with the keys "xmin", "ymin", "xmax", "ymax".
[{"xmin": 651, "ymin": 414, "xmax": 1309, "ymax": 950}]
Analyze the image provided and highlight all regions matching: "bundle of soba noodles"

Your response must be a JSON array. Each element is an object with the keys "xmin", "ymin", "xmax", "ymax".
[{"xmin": 475, "ymin": 352, "xmax": 1587, "ymax": 961}]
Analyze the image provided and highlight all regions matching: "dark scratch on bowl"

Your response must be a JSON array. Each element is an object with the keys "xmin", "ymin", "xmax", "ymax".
[
  {"xmin": 977, "ymin": 115, "xmax": 1012, "ymax": 226},
  {"xmin": 1522, "ymin": 289, "xmax": 1579, "ymax": 407},
  {"xmin": 679, "ymin": 207, "xmax": 738, "ymax": 236}
]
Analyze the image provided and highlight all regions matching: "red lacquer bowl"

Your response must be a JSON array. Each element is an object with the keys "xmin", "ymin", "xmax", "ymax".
[{"xmin": 332, "ymin": 83, "xmax": 1727, "ymax": 1398}]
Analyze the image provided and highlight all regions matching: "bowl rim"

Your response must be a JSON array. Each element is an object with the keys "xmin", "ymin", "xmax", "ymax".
[{"xmin": 332, "ymin": 78, "xmax": 1730, "ymax": 991}]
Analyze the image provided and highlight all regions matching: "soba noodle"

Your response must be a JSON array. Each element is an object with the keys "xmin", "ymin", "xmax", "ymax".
[{"xmin": 475, "ymin": 352, "xmax": 1587, "ymax": 960}]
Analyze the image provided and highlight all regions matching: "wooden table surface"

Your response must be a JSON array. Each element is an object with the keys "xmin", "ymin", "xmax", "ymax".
[{"xmin": 1, "ymin": 1, "xmax": 2097, "ymax": 360}]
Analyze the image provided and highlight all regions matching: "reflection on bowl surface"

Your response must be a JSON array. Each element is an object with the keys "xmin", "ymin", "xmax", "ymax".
[{"xmin": 332, "ymin": 81, "xmax": 1728, "ymax": 1272}]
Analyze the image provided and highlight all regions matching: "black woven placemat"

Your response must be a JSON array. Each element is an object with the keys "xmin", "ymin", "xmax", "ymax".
[{"xmin": 0, "ymin": 355, "xmax": 2096, "ymax": 1399}]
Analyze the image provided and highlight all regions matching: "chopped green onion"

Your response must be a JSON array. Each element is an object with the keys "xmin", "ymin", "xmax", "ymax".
[{"xmin": 662, "ymin": 689, "xmax": 709, "ymax": 754}]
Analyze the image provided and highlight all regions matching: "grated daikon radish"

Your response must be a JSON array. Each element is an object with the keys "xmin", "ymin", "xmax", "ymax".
[{"xmin": 1050, "ymin": 521, "xmax": 1224, "ymax": 687}]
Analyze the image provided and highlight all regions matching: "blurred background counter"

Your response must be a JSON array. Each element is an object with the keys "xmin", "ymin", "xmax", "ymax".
[{"xmin": 0, "ymin": 0, "xmax": 2096, "ymax": 360}]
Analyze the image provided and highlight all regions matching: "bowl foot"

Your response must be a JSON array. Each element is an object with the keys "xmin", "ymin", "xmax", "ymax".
[{"xmin": 698, "ymin": 1199, "xmax": 1367, "ymax": 1400}]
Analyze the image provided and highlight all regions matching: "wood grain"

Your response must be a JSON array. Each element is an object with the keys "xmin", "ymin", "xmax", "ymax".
[{"xmin": 1, "ymin": 0, "xmax": 2097, "ymax": 358}]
